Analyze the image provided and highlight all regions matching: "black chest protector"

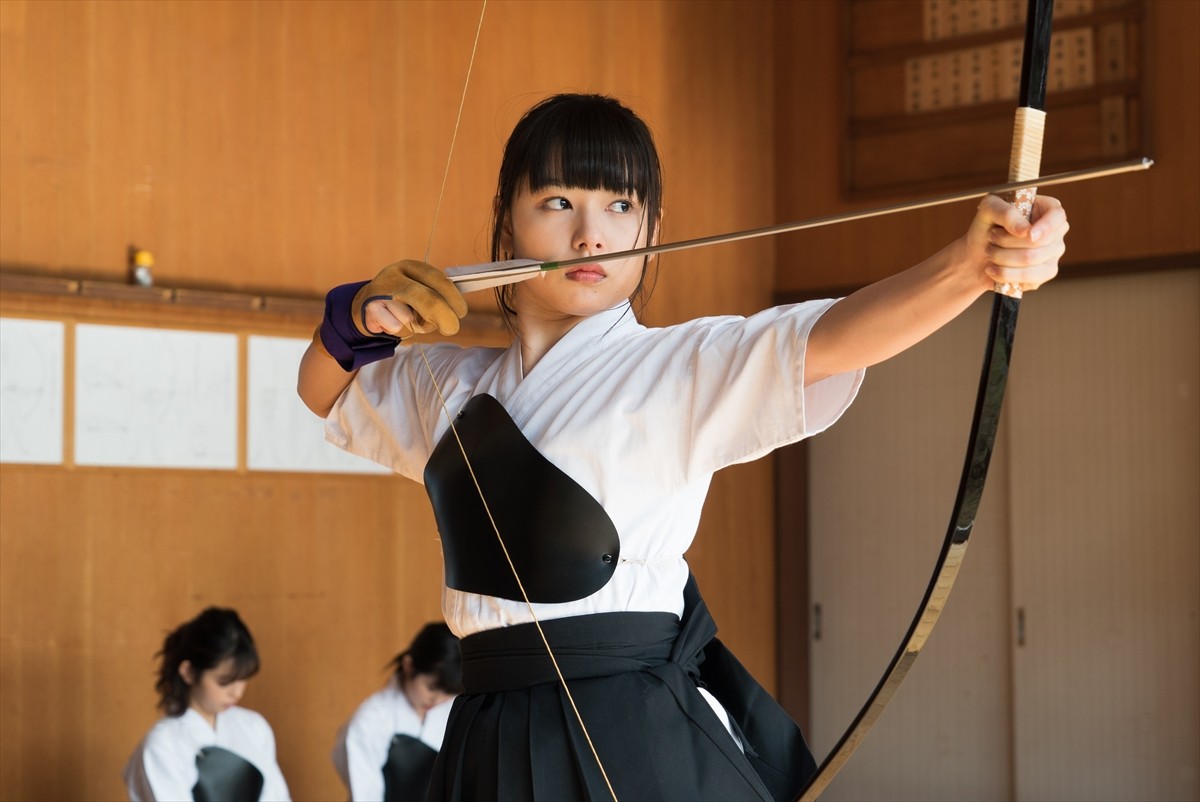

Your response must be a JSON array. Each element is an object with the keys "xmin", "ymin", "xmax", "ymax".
[
  {"xmin": 382, "ymin": 734, "xmax": 438, "ymax": 802},
  {"xmin": 423, "ymin": 394, "xmax": 620, "ymax": 604},
  {"xmin": 192, "ymin": 746, "xmax": 264, "ymax": 802}
]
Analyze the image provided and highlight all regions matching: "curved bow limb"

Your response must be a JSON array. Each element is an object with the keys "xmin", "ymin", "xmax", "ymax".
[{"xmin": 795, "ymin": 0, "xmax": 1054, "ymax": 798}]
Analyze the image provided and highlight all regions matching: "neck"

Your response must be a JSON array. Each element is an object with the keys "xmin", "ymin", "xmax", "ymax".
[
  {"xmin": 190, "ymin": 704, "xmax": 217, "ymax": 730},
  {"xmin": 398, "ymin": 676, "xmax": 427, "ymax": 723},
  {"xmin": 515, "ymin": 314, "xmax": 583, "ymax": 376}
]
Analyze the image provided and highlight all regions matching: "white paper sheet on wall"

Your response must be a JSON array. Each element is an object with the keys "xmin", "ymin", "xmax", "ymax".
[
  {"xmin": 75, "ymin": 324, "xmax": 238, "ymax": 468},
  {"xmin": 246, "ymin": 335, "xmax": 389, "ymax": 474},
  {"xmin": 0, "ymin": 318, "xmax": 65, "ymax": 465}
]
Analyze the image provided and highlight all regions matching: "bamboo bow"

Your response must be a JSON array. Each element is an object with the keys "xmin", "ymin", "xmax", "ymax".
[{"xmin": 796, "ymin": 0, "xmax": 1056, "ymax": 797}]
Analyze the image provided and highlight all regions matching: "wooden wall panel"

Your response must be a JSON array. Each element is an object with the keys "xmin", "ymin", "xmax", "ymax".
[
  {"xmin": 0, "ymin": 2, "xmax": 781, "ymax": 800},
  {"xmin": 651, "ymin": 0, "xmax": 779, "ymax": 690},
  {"xmin": 0, "ymin": 0, "xmax": 780, "ymax": 308},
  {"xmin": 774, "ymin": 0, "xmax": 1199, "ymax": 293}
]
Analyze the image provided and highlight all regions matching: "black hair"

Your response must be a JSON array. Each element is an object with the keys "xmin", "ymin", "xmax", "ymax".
[
  {"xmin": 490, "ymin": 93, "xmax": 664, "ymax": 324},
  {"xmin": 154, "ymin": 607, "xmax": 260, "ymax": 717},
  {"xmin": 389, "ymin": 622, "xmax": 463, "ymax": 695}
]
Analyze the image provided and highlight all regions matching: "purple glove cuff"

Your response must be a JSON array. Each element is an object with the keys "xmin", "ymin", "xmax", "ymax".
[{"xmin": 320, "ymin": 281, "xmax": 402, "ymax": 372}]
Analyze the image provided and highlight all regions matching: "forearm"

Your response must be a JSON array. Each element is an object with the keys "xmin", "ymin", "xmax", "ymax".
[
  {"xmin": 297, "ymin": 328, "xmax": 357, "ymax": 417},
  {"xmin": 804, "ymin": 194, "xmax": 1066, "ymax": 386},
  {"xmin": 805, "ymin": 237, "xmax": 988, "ymax": 385}
]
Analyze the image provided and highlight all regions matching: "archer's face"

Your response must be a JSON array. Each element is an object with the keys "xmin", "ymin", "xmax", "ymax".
[{"xmin": 502, "ymin": 184, "xmax": 653, "ymax": 321}]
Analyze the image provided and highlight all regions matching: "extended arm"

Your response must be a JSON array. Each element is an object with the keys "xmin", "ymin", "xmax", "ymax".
[{"xmin": 804, "ymin": 194, "xmax": 1067, "ymax": 386}]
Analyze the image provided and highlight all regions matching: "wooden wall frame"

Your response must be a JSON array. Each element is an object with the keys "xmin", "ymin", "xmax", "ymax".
[{"xmin": 843, "ymin": 0, "xmax": 1145, "ymax": 199}]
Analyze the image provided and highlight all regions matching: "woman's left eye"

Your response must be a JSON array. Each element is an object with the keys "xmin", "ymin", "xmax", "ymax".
[{"xmin": 611, "ymin": 200, "xmax": 633, "ymax": 213}]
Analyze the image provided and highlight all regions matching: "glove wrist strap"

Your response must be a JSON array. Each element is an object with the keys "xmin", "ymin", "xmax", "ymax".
[{"xmin": 320, "ymin": 281, "xmax": 401, "ymax": 372}]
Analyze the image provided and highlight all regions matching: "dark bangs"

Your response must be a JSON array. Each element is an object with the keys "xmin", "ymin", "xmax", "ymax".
[
  {"xmin": 223, "ymin": 639, "xmax": 260, "ymax": 682},
  {"xmin": 518, "ymin": 99, "xmax": 657, "ymax": 203},
  {"xmin": 492, "ymin": 94, "xmax": 663, "ymax": 260}
]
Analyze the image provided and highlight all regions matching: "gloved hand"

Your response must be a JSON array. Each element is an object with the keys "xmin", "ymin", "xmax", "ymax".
[
  {"xmin": 353, "ymin": 259, "xmax": 468, "ymax": 338},
  {"xmin": 319, "ymin": 260, "xmax": 468, "ymax": 372}
]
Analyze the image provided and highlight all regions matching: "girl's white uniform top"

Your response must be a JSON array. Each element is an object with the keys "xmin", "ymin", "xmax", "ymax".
[
  {"xmin": 328, "ymin": 301, "xmax": 863, "ymax": 636},
  {"xmin": 331, "ymin": 676, "xmax": 455, "ymax": 801},
  {"xmin": 123, "ymin": 706, "xmax": 291, "ymax": 801}
]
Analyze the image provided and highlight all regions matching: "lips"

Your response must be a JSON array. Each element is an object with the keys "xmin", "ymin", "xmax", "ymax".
[{"xmin": 565, "ymin": 264, "xmax": 606, "ymax": 282}]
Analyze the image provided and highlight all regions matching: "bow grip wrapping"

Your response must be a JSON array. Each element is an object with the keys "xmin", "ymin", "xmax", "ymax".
[
  {"xmin": 1005, "ymin": 107, "xmax": 1046, "ymax": 220},
  {"xmin": 996, "ymin": 0, "xmax": 1054, "ymax": 298},
  {"xmin": 995, "ymin": 107, "xmax": 1047, "ymax": 299}
]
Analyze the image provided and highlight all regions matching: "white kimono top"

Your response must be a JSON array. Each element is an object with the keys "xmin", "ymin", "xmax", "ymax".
[
  {"xmin": 331, "ymin": 677, "xmax": 455, "ymax": 801},
  {"xmin": 123, "ymin": 706, "xmax": 291, "ymax": 801},
  {"xmin": 327, "ymin": 300, "xmax": 863, "ymax": 636}
]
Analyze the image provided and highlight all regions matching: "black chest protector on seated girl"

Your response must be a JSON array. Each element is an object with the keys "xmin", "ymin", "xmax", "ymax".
[
  {"xmin": 423, "ymin": 394, "xmax": 620, "ymax": 604},
  {"xmin": 383, "ymin": 734, "xmax": 438, "ymax": 802},
  {"xmin": 192, "ymin": 746, "xmax": 263, "ymax": 802}
]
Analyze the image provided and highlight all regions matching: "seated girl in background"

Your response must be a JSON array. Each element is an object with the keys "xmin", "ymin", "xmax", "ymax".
[
  {"xmin": 124, "ymin": 606, "xmax": 290, "ymax": 802},
  {"xmin": 332, "ymin": 623, "xmax": 463, "ymax": 801}
]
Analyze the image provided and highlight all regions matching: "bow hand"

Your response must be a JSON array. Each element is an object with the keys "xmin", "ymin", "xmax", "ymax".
[{"xmin": 969, "ymin": 194, "xmax": 1067, "ymax": 296}]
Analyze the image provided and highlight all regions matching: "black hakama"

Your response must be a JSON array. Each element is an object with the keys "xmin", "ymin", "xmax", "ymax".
[{"xmin": 429, "ymin": 576, "xmax": 815, "ymax": 801}]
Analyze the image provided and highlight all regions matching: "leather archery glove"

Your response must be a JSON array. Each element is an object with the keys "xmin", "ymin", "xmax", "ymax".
[
  {"xmin": 353, "ymin": 259, "xmax": 468, "ymax": 338},
  {"xmin": 318, "ymin": 260, "xmax": 468, "ymax": 372}
]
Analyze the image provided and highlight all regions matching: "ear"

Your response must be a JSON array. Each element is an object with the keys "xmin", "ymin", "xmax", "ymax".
[
  {"xmin": 653, "ymin": 209, "xmax": 664, "ymax": 244},
  {"xmin": 497, "ymin": 203, "xmax": 515, "ymax": 258},
  {"xmin": 646, "ymin": 210, "xmax": 664, "ymax": 263},
  {"xmin": 400, "ymin": 654, "xmax": 414, "ymax": 677},
  {"xmin": 178, "ymin": 660, "xmax": 197, "ymax": 686}
]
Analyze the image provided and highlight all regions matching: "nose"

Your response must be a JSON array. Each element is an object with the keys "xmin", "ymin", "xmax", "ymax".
[
  {"xmin": 229, "ymin": 681, "xmax": 246, "ymax": 703},
  {"xmin": 573, "ymin": 207, "xmax": 605, "ymax": 253}
]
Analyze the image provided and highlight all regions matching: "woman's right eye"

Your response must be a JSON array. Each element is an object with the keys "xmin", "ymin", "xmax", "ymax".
[{"xmin": 544, "ymin": 197, "xmax": 570, "ymax": 210}]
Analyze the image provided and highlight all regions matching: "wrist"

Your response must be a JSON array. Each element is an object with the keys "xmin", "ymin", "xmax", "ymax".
[
  {"xmin": 938, "ymin": 236, "xmax": 993, "ymax": 296},
  {"xmin": 320, "ymin": 281, "xmax": 402, "ymax": 372}
]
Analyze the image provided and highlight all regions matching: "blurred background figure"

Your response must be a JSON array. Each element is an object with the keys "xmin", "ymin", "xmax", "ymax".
[
  {"xmin": 123, "ymin": 607, "xmax": 290, "ymax": 801},
  {"xmin": 332, "ymin": 623, "xmax": 462, "ymax": 801}
]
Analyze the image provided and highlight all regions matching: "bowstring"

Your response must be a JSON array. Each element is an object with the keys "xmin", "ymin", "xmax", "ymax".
[{"xmin": 410, "ymin": 3, "xmax": 618, "ymax": 799}]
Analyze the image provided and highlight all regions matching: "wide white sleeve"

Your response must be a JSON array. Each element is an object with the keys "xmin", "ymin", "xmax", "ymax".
[
  {"xmin": 343, "ymin": 693, "xmax": 394, "ymax": 801},
  {"xmin": 122, "ymin": 742, "xmax": 155, "ymax": 802},
  {"xmin": 249, "ymin": 717, "xmax": 291, "ymax": 802},
  {"xmin": 324, "ymin": 344, "xmax": 497, "ymax": 482},
  {"xmin": 682, "ymin": 300, "xmax": 863, "ymax": 477},
  {"xmin": 330, "ymin": 721, "xmax": 352, "ymax": 791},
  {"xmin": 126, "ymin": 728, "xmax": 197, "ymax": 802}
]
